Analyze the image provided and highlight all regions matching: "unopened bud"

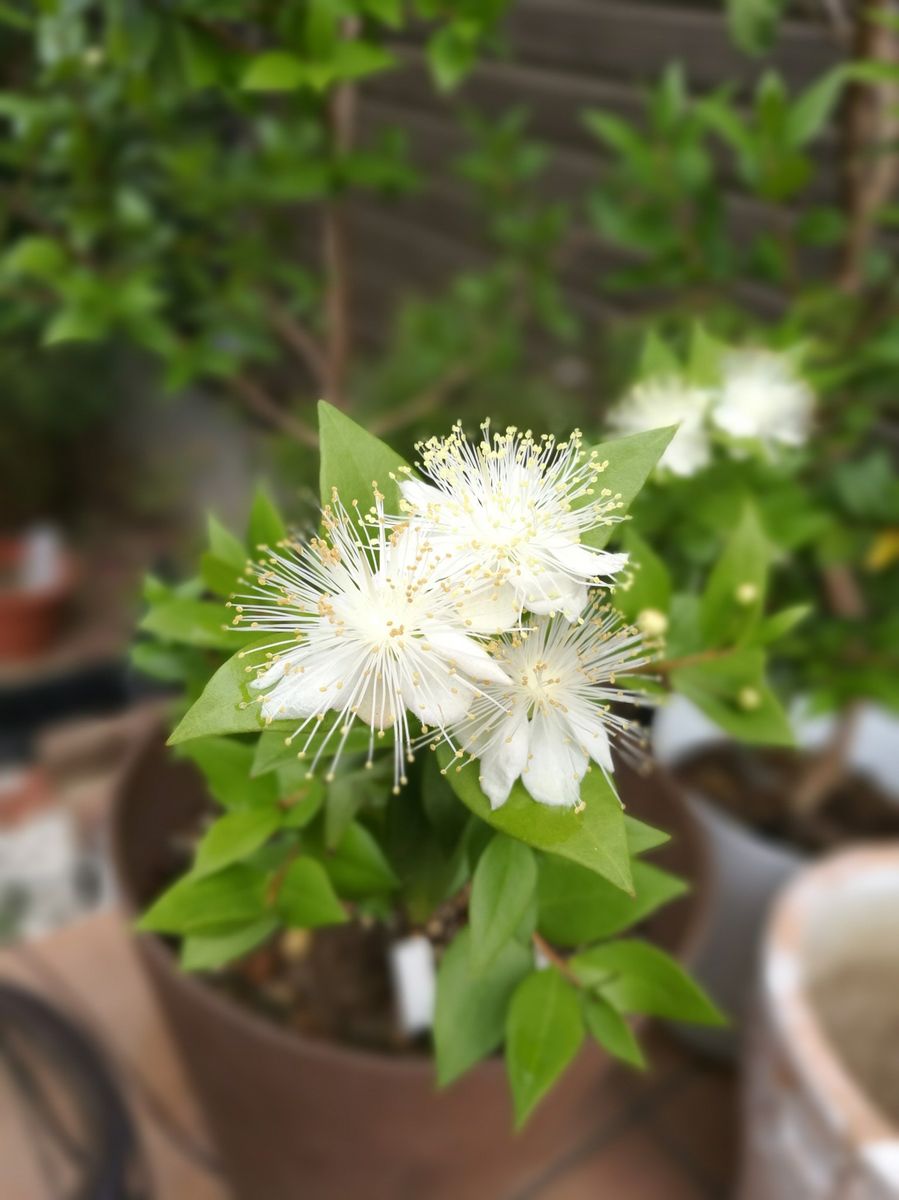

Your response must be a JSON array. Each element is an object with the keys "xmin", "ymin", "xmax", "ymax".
[
  {"xmin": 636, "ymin": 608, "xmax": 668, "ymax": 638},
  {"xmin": 738, "ymin": 686, "xmax": 761, "ymax": 711}
]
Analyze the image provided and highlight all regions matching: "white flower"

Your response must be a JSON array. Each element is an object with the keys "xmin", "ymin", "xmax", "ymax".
[
  {"xmin": 607, "ymin": 377, "xmax": 713, "ymax": 478},
  {"xmin": 397, "ymin": 422, "xmax": 628, "ymax": 628},
  {"xmin": 230, "ymin": 495, "xmax": 510, "ymax": 791},
  {"xmin": 712, "ymin": 349, "xmax": 814, "ymax": 453},
  {"xmin": 453, "ymin": 604, "xmax": 654, "ymax": 810}
]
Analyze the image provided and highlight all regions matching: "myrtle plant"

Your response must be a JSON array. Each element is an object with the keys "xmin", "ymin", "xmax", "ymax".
[{"xmin": 132, "ymin": 405, "xmax": 802, "ymax": 1125}]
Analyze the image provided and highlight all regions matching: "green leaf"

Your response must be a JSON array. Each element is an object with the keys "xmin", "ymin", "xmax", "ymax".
[
  {"xmin": 200, "ymin": 553, "xmax": 242, "ymax": 598},
  {"xmin": 321, "ymin": 821, "xmax": 399, "ymax": 896},
  {"xmin": 180, "ymin": 738, "xmax": 275, "ymax": 809},
  {"xmin": 242, "ymin": 51, "xmax": 305, "ymax": 91},
  {"xmin": 537, "ymin": 858, "xmax": 687, "ymax": 947},
  {"xmin": 571, "ymin": 940, "xmax": 725, "ymax": 1026},
  {"xmin": 672, "ymin": 650, "xmax": 793, "ymax": 746},
  {"xmin": 168, "ymin": 646, "xmax": 272, "ymax": 744},
  {"xmin": 43, "ymin": 308, "xmax": 106, "ymax": 345},
  {"xmin": 700, "ymin": 503, "xmax": 771, "ymax": 646},
  {"xmin": 750, "ymin": 604, "xmax": 811, "ymax": 646},
  {"xmin": 434, "ymin": 929, "xmax": 532, "ymax": 1087},
  {"xmin": 140, "ymin": 598, "xmax": 234, "ymax": 650},
  {"xmin": 727, "ymin": 0, "xmax": 788, "ymax": 56},
  {"xmin": 438, "ymin": 748, "xmax": 633, "ymax": 894},
  {"xmin": 615, "ymin": 528, "xmax": 671, "ymax": 621},
  {"xmin": 580, "ymin": 427, "xmax": 677, "ymax": 550},
  {"xmin": 583, "ymin": 995, "xmax": 645, "ymax": 1069},
  {"xmin": 3, "ymin": 235, "xmax": 65, "ymax": 279},
  {"xmin": 138, "ymin": 865, "xmax": 269, "ymax": 935},
  {"xmin": 505, "ymin": 969, "xmax": 584, "ymax": 1127},
  {"xmin": 208, "ymin": 514, "xmax": 246, "ymax": 570},
  {"xmin": 181, "ymin": 918, "xmax": 278, "ymax": 972},
  {"xmin": 277, "ymin": 857, "xmax": 347, "ymax": 927},
  {"xmin": 247, "ymin": 486, "xmax": 287, "ymax": 552},
  {"xmin": 277, "ymin": 771, "xmax": 324, "ymax": 829},
  {"xmin": 193, "ymin": 807, "xmax": 283, "ymax": 878},
  {"xmin": 318, "ymin": 400, "xmax": 409, "ymax": 519},
  {"xmin": 638, "ymin": 329, "xmax": 680, "ymax": 379},
  {"xmin": 469, "ymin": 835, "xmax": 538, "ymax": 974},
  {"xmin": 789, "ymin": 66, "xmax": 849, "ymax": 146},
  {"xmin": 686, "ymin": 323, "xmax": 725, "ymax": 388},
  {"xmin": 624, "ymin": 816, "xmax": 669, "ymax": 855}
]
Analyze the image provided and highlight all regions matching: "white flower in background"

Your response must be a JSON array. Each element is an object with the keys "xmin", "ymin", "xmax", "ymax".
[
  {"xmin": 453, "ymin": 604, "xmax": 654, "ymax": 810},
  {"xmin": 230, "ymin": 495, "xmax": 510, "ymax": 791},
  {"xmin": 712, "ymin": 349, "xmax": 814, "ymax": 453},
  {"xmin": 397, "ymin": 422, "xmax": 628, "ymax": 628},
  {"xmin": 606, "ymin": 376, "xmax": 713, "ymax": 478}
]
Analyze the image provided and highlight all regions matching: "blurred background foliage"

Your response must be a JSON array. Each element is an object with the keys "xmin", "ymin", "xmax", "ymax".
[{"xmin": 1, "ymin": 0, "xmax": 897, "ymax": 716}]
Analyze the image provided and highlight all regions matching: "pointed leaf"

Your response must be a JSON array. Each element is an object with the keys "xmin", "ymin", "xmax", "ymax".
[
  {"xmin": 247, "ymin": 486, "xmax": 287, "ymax": 552},
  {"xmin": 138, "ymin": 865, "xmax": 269, "ymax": 935},
  {"xmin": 583, "ymin": 995, "xmax": 645, "ymax": 1069},
  {"xmin": 469, "ymin": 835, "xmax": 538, "ymax": 974},
  {"xmin": 537, "ymin": 858, "xmax": 687, "ymax": 947},
  {"xmin": 434, "ymin": 929, "xmax": 532, "ymax": 1087},
  {"xmin": 181, "ymin": 918, "xmax": 278, "ymax": 972},
  {"xmin": 570, "ymin": 940, "xmax": 725, "ymax": 1025},
  {"xmin": 579, "ymin": 427, "xmax": 677, "ymax": 550},
  {"xmin": 505, "ymin": 969, "xmax": 584, "ymax": 1127},
  {"xmin": 277, "ymin": 857, "xmax": 347, "ymax": 928},
  {"xmin": 318, "ymin": 400, "xmax": 409, "ymax": 520},
  {"xmin": 438, "ymin": 748, "xmax": 633, "ymax": 894},
  {"xmin": 193, "ymin": 807, "xmax": 283, "ymax": 878}
]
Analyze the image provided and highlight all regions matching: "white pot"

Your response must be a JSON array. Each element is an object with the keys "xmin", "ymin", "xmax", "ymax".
[
  {"xmin": 740, "ymin": 845, "xmax": 899, "ymax": 1200},
  {"xmin": 652, "ymin": 697, "xmax": 899, "ymax": 1059}
]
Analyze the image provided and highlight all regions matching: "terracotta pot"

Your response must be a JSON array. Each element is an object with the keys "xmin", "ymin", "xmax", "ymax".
[
  {"xmin": 111, "ymin": 734, "xmax": 707, "ymax": 1200},
  {"xmin": 740, "ymin": 844, "xmax": 899, "ymax": 1200},
  {"xmin": 652, "ymin": 697, "xmax": 899, "ymax": 1060},
  {"xmin": 0, "ymin": 536, "xmax": 75, "ymax": 662}
]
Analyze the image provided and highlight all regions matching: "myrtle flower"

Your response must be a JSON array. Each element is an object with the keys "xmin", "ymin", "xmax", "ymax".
[
  {"xmin": 712, "ymin": 349, "xmax": 814, "ymax": 453},
  {"xmin": 453, "ymin": 604, "xmax": 654, "ymax": 810},
  {"xmin": 607, "ymin": 377, "xmax": 713, "ymax": 478},
  {"xmin": 229, "ymin": 495, "xmax": 510, "ymax": 791},
  {"xmin": 397, "ymin": 422, "xmax": 628, "ymax": 628}
]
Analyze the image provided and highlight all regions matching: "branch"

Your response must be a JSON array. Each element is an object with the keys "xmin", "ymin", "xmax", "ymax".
[
  {"xmin": 230, "ymin": 374, "xmax": 318, "ymax": 449},
  {"xmin": 369, "ymin": 359, "xmax": 475, "ymax": 439},
  {"xmin": 267, "ymin": 302, "xmax": 329, "ymax": 386},
  {"xmin": 321, "ymin": 17, "xmax": 360, "ymax": 410},
  {"xmin": 531, "ymin": 932, "xmax": 582, "ymax": 987},
  {"xmin": 838, "ymin": 0, "xmax": 899, "ymax": 293}
]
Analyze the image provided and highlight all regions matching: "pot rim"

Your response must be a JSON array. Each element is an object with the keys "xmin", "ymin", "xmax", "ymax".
[
  {"xmin": 111, "ymin": 722, "xmax": 708, "ymax": 1078},
  {"xmin": 762, "ymin": 843, "xmax": 899, "ymax": 1146}
]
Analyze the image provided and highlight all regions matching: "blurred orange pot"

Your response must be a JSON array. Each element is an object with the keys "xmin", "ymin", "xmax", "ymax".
[{"xmin": 0, "ymin": 535, "xmax": 75, "ymax": 662}]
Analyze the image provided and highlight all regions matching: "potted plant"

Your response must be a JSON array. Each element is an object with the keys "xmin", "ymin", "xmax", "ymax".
[
  {"xmin": 578, "ymin": 26, "xmax": 899, "ymax": 1049},
  {"xmin": 740, "ymin": 843, "xmax": 899, "ymax": 1200},
  {"xmin": 116, "ymin": 403, "xmax": 793, "ymax": 1196}
]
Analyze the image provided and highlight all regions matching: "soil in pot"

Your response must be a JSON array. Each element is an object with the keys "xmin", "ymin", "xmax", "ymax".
[
  {"xmin": 808, "ymin": 961, "xmax": 899, "ymax": 1128},
  {"xmin": 151, "ymin": 807, "xmax": 468, "ymax": 1055},
  {"xmin": 674, "ymin": 744, "xmax": 899, "ymax": 854}
]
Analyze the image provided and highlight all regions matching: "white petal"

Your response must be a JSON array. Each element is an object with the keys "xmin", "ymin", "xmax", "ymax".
[
  {"xmin": 524, "ymin": 575, "xmax": 589, "ymax": 622},
  {"xmin": 454, "ymin": 581, "xmax": 520, "ymax": 634},
  {"xmin": 477, "ymin": 708, "xmax": 530, "ymax": 810},
  {"xmin": 354, "ymin": 678, "xmax": 398, "ymax": 730},
  {"xmin": 553, "ymin": 544, "xmax": 629, "ymax": 581},
  {"xmin": 399, "ymin": 478, "xmax": 446, "ymax": 513},
  {"xmin": 521, "ymin": 710, "xmax": 588, "ymax": 807},
  {"xmin": 424, "ymin": 628, "xmax": 511, "ymax": 685},
  {"xmin": 401, "ymin": 658, "xmax": 472, "ymax": 728},
  {"xmin": 567, "ymin": 709, "xmax": 614, "ymax": 772}
]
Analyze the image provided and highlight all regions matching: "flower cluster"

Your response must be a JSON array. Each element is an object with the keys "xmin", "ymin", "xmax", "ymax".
[
  {"xmin": 230, "ymin": 423, "xmax": 652, "ymax": 810},
  {"xmin": 607, "ymin": 347, "xmax": 814, "ymax": 478}
]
